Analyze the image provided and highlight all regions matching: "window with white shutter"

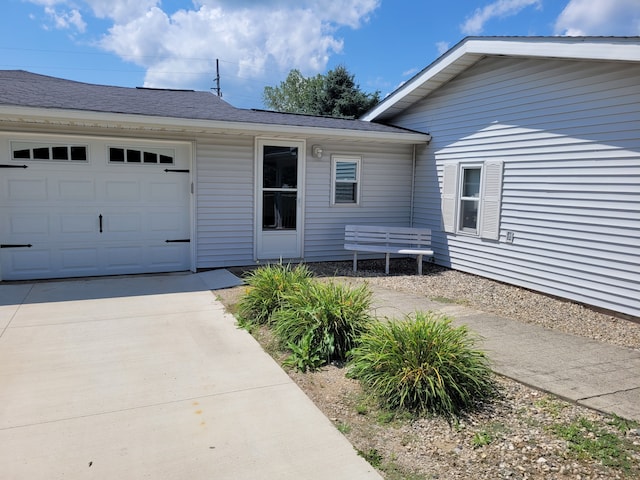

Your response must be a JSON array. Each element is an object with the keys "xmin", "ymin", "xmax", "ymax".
[
  {"xmin": 441, "ymin": 161, "xmax": 504, "ymax": 240},
  {"xmin": 441, "ymin": 163, "xmax": 458, "ymax": 233},
  {"xmin": 479, "ymin": 161, "xmax": 504, "ymax": 240}
]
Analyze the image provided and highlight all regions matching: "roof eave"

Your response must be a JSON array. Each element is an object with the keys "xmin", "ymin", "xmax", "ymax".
[
  {"xmin": 0, "ymin": 106, "xmax": 431, "ymax": 144},
  {"xmin": 362, "ymin": 36, "xmax": 640, "ymax": 122}
]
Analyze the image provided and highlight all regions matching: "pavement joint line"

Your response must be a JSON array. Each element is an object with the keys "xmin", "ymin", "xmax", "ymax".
[
  {"xmin": 576, "ymin": 385, "xmax": 640, "ymax": 402},
  {"xmin": 0, "ymin": 381, "xmax": 294, "ymax": 431},
  {"xmin": 2, "ymin": 307, "xmax": 219, "ymax": 330},
  {"xmin": 0, "ymin": 283, "xmax": 35, "ymax": 339}
]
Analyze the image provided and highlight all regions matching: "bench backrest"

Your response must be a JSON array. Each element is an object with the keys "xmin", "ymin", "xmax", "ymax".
[{"xmin": 345, "ymin": 225, "xmax": 431, "ymax": 247}]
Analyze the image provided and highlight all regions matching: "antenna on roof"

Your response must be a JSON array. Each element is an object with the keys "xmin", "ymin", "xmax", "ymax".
[{"xmin": 213, "ymin": 59, "xmax": 222, "ymax": 97}]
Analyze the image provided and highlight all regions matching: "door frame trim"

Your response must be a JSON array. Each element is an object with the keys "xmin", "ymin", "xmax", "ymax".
[{"xmin": 254, "ymin": 137, "xmax": 306, "ymax": 261}]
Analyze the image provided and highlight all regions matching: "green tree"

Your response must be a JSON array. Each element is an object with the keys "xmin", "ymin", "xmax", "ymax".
[
  {"xmin": 262, "ymin": 69, "xmax": 324, "ymax": 115},
  {"xmin": 263, "ymin": 65, "xmax": 380, "ymax": 119}
]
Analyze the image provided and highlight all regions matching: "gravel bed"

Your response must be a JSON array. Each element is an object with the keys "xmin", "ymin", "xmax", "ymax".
[
  {"xmin": 305, "ymin": 259, "xmax": 640, "ymax": 351},
  {"xmin": 290, "ymin": 367, "xmax": 640, "ymax": 480},
  {"xmin": 219, "ymin": 260, "xmax": 640, "ymax": 479}
]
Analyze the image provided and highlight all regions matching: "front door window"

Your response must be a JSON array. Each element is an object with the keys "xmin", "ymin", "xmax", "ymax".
[{"xmin": 262, "ymin": 146, "xmax": 298, "ymax": 230}]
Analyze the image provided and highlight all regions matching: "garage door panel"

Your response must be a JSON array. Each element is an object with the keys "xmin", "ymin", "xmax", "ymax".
[
  {"xmin": 3, "ymin": 248, "xmax": 52, "ymax": 277},
  {"xmin": 60, "ymin": 248, "xmax": 99, "ymax": 272},
  {"xmin": 105, "ymin": 180, "xmax": 140, "ymax": 202},
  {"xmin": 8, "ymin": 179, "xmax": 47, "ymax": 201},
  {"xmin": 8, "ymin": 213, "xmax": 50, "ymax": 235},
  {"xmin": 148, "ymin": 211, "xmax": 187, "ymax": 235},
  {"xmin": 106, "ymin": 214, "xmax": 141, "ymax": 233},
  {"xmin": 105, "ymin": 245, "xmax": 145, "ymax": 269},
  {"xmin": 148, "ymin": 181, "xmax": 182, "ymax": 202},
  {"xmin": 148, "ymin": 244, "xmax": 191, "ymax": 268},
  {"xmin": 60, "ymin": 214, "xmax": 97, "ymax": 234},
  {"xmin": 58, "ymin": 179, "xmax": 96, "ymax": 201}
]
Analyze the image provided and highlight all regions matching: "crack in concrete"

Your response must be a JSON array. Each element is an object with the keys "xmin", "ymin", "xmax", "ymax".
[
  {"xmin": 0, "ymin": 381, "xmax": 295, "ymax": 431},
  {"xmin": 0, "ymin": 283, "xmax": 35, "ymax": 339},
  {"xmin": 577, "ymin": 385, "xmax": 640, "ymax": 402}
]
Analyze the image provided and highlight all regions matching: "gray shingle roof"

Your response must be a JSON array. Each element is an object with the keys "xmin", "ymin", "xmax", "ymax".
[{"xmin": 0, "ymin": 70, "xmax": 421, "ymax": 136}]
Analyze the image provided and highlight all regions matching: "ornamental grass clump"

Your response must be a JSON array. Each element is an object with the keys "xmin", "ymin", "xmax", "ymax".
[
  {"xmin": 348, "ymin": 311, "xmax": 496, "ymax": 418},
  {"xmin": 237, "ymin": 263, "xmax": 313, "ymax": 326},
  {"xmin": 273, "ymin": 281, "xmax": 373, "ymax": 367}
]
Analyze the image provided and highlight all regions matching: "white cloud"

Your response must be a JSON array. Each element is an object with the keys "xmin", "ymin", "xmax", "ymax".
[
  {"xmin": 461, "ymin": 0, "xmax": 542, "ymax": 35},
  {"xmin": 401, "ymin": 67, "xmax": 419, "ymax": 77},
  {"xmin": 435, "ymin": 41, "xmax": 450, "ymax": 55},
  {"xmin": 554, "ymin": 0, "xmax": 640, "ymax": 36},
  {"xmin": 44, "ymin": 6, "xmax": 87, "ymax": 32},
  {"xmin": 26, "ymin": 0, "xmax": 380, "ymax": 95},
  {"xmin": 84, "ymin": 0, "xmax": 160, "ymax": 23},
  {"xmin": 196, "ymin": 0, "xmax": 380, "ymax": 29}
]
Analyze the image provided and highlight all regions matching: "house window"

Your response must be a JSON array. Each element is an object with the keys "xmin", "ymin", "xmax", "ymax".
[
  {"xmin": 332, "ymin": 155, "xmax": 361, "ymax": 205},
  {"xmin": 459, "ymin": 166, "xmax": 481, "ymax": 233},
  {"xmin": 11, "ymin": 142, "xmax": 88, "ymax": 162},
  {"xmin": 442, "ymin": 161, "xmax": 503, "ymax": 240},
  {"xmin": 108, "ymin": 146, "xmax": 174, "ymax": 165},
  {"xmin": 262, "ymin": 146, "xmax": 298, "ymax": 230}
]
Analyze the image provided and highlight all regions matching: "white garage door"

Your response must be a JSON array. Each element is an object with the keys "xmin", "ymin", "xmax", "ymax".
[{"xmin": 0, "ymin": 137, "xmax": 192, "ymax": 281}]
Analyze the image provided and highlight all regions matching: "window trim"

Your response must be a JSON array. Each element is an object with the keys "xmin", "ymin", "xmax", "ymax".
[
  {"xmin": 458, "ymin": 164, "xmax": 483, "ymax": 235},
  {"xmin": 331, "ymin": 155, "xmax": 361, "ymax": 206},
  {"xmin": 11, "ymin": 141, "xmax": 89, "ymax": 162},
  {"xmin": 107, "ymin": 145, "xmax": 175, "ymax": 165}
]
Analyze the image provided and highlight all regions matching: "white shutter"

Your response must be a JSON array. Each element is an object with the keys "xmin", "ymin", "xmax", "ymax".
[
  {"xmin": 441, "ymin": 163, "xmax": 458, "ymax": 233},
  {"xmin": 479, "ymin": 160, "xmax": 504, "ymax": 240}
]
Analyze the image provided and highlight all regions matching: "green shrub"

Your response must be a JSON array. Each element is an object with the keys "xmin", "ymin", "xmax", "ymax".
[
  {"xmin": 237, "ymin": 263, "xmax": 313, "ymax": 326},
  {"xmin": 273, "ymin": 281, "xmax": 373, "ymax": 365},
  {"xmin": 348, "ymin": 311, "xmax": 495, "ymax": 418},
  {"xmin": 281, "ymin": 330, "xmax": 326, "ymax": 372}
]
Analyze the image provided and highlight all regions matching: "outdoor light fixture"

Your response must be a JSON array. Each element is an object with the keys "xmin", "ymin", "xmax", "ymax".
[{"xmin": 312, "ymin": 145, "xmax": 323, "ymax": 158}]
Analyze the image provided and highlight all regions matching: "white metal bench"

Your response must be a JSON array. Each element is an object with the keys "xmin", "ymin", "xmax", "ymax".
[{"xmin": 344, "ymin": 225, "xmax": 434, "ymax": 275}]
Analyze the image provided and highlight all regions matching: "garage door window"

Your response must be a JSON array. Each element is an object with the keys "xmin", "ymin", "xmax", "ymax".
[
  {"xmin": 12, "ymin": 142, "xmax": 88, "ymax": 162},
  {"xmin": 109, "ymin": 147, "xmax": 174, "ymax": 165}
]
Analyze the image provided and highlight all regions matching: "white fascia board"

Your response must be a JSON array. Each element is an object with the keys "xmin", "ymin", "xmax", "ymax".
[
  {"xmin": 463, "ymin": 37, "xmax": 640, "ymax": 62},
  {"xmin": 363, "ymin": 36, "xmax": 640, "ymax": 122},
  {"xmin": 0, "ymin": 105, "xmax": 431, "ymax": 144}
]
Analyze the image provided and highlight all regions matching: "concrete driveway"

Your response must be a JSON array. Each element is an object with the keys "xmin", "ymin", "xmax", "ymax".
[{"xmin": 0, "ymin": 273, "xmax": 380, "ymax": 479}]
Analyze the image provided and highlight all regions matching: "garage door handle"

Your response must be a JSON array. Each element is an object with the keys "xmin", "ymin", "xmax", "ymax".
[
  {"xmin": 99, "ymin": 214, "xmax": 103, "ymax": 233},
  {"xmin": 0, "ymin": 164, "xmax": 28, "ymax": 169},
  {"xmin": 0, "ymin": 244, "xmax": 32, "ymax": 248}
]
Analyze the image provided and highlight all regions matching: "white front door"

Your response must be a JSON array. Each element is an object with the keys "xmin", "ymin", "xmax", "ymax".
[
  {"xmin": 0, "ymin": 137, "xmax": 192, "ymax": 281},
  {"xmin": 256, "ymin": 139, "xmax": 304, "ymax": 260}
]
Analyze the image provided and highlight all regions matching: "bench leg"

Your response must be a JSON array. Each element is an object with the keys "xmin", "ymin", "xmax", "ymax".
[
  {"xmin": 353, "ymin": 252, "xmax": 358, "ymax": 272},
  {"xmin": 385, "ymin": 253, "xmax": 390, "ymax": 275},
  {"xmin": 417, "ymin": 254, "xmax": 423, "ymax": 275}
]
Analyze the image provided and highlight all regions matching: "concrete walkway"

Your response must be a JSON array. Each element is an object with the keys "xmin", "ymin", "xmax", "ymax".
[
  {"xmin": 0, "ymin": 273, "xmax": 381, "ymax": 480},
  {"xmin": 369, "ymin": 285, "xmax": 640, "ymax": 422}
]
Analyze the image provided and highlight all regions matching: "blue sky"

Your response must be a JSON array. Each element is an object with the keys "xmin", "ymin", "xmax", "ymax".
[{"xmin": 1, "ymin": 0, "xmax": 639, "ymax": 109}]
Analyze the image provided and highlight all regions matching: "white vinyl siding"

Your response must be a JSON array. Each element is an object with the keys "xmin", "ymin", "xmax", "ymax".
[
  {"xmin": 194, "ymin": 137, "xmax": 415, "ymax": 268},
  {"xmin": 195, "ymin": 136, "xmax": 255, "ymax": 268},
  {"xmin": 397, "ymin": 56, "xmax": 640, "ymax": 317},
  {"xmin": 304, "ymin": 141, "xmax": 414, "ymax": 262}
]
